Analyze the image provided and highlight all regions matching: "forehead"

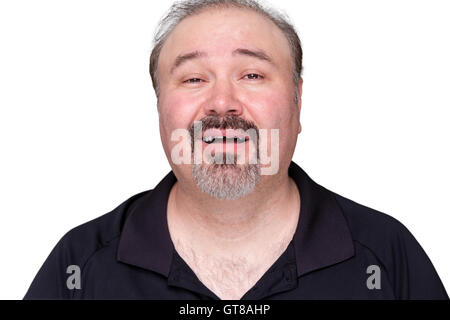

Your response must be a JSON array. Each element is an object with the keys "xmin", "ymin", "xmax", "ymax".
[{"xmin": 158, "ymin": 7, "xmax": 292, "ymax": 72}]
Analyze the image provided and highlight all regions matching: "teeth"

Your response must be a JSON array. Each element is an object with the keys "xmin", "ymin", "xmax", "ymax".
[
  {"xmin": 202, "ymin": 136, "xmax": 247, "ymax": 144},
  {"xmin": 202, "ymin": 136, "xmax": 223, "ymax": 143},
  {"xmin": 202, "ymin": 136, "xmax": 214, "ymax": 143}
]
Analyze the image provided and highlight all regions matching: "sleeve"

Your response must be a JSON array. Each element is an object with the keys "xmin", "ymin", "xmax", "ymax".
[
  {"xmin": 23, "ymin": 233, "xmax": 74, "ymax": 300},
  {"xmin": 391, "ymin": 221, "xmax": 449, "ymax": 299}
]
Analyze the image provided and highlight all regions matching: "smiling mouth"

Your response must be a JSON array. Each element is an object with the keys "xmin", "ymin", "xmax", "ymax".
[{"xmin": 202, "ymin": 136, "xmax": 249, "ymax": 144}]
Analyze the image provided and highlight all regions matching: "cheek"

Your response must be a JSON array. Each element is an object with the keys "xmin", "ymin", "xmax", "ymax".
[
  {"xmin": 158, "ymin": 93, "xmax": 200, "ymax": 156},
  {"xmin": 160, "ymin": 92, "xmax": 201, "ymax": 131},
  {"xmin": 243, "ymin": 85, "xmax": 293, "ymax": 131},
  {"xmin": 242, "ymin": 85, "xmax": 297, "ymax": 157}
]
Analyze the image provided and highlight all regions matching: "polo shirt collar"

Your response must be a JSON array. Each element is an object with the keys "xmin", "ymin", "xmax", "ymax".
[{"xmin": 117, "ymin": 161, "xmax": 355, "ymax": 278}]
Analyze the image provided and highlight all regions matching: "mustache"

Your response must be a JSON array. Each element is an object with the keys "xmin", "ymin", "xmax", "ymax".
[{"xmin": 188, "ymin": 115, "xmax": 259, "ymax": 138}]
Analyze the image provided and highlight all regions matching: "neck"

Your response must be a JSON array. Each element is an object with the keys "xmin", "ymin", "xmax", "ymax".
[{"xmin": 167, "ymin": 166, "xmax": 301, "ymax": 254}]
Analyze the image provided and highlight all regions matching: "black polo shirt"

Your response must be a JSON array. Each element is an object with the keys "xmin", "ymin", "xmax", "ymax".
[{"xmin": 24, "ymin": 161, "xmax": 448, "ymax": 299}]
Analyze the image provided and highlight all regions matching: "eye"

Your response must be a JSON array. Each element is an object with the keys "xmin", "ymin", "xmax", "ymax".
[
  {"xmin": 243, "ymin": 73, "xmax": 263, "ymax": 80},
  {"xmin": 183, "ymin": 78, "xmax": 203, "ymax": 84}
]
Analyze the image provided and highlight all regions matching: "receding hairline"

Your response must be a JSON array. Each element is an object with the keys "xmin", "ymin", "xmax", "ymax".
[
  {"xmin": 157, "ymin": 5, "xmax": 293, "ymax": 77},
  {"xmin": 150, "ymin": 0, "xmax": 303, "ymax": 103}
]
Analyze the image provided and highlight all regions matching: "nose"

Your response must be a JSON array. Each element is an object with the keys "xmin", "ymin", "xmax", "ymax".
[{"xmin": 203, "ymin": 80, "xmax": 243, "ymax": 117}]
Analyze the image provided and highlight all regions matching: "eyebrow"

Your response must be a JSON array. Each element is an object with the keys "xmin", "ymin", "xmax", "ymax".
[{"xmin": 170, "ymin": 48, "xmax": 275, "ymax": 74}]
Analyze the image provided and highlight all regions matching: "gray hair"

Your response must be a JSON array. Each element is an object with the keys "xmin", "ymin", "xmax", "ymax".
[{"xmin": 149, "ymin": 0, "xmax": 303, "ymax": 104}]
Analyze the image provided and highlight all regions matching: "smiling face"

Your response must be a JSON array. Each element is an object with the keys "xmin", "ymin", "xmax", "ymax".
[{"xmin": 156, "ymin": 7, "xmax": 302, "ymax": 199}]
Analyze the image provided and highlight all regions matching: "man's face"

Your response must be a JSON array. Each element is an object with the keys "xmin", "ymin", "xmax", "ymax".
[{"xmin": 156, "ymin": 7, "xmax": 302, "ymax": 199}]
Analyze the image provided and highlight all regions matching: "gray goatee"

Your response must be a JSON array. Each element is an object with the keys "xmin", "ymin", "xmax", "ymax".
[{"xmin": 190, "ymin": 115, "xmax": 261, "ymax": 200}]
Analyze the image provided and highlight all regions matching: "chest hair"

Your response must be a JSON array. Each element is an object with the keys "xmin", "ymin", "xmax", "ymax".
[{"xmin": 173, "ymin": 237, "xmax": 291, "ymax": 300}]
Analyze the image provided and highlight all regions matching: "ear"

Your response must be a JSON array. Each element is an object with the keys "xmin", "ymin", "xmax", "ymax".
[{"xmin": 297, "ymin": 78, "xmax": 303, "ymax": 134}]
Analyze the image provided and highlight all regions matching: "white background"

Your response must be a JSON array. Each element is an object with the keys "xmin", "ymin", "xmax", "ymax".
[{"xmin": 0, "ymin": 0, "xmax": 449, "ymax": 299}]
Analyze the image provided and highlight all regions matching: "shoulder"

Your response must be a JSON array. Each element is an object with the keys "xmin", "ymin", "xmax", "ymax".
[
  {"xmin": 332, "ymin": 191, "xmax": 422, "ymax": 265},
  {"xmin": 332, "ymin": 191, "xmax": 448, "ymax": 299},
  {"xmin": 59, "ymin": 189, "xmax": 152, "ymax": 261},
  {"xmin": 333, "ymin": 192, "xmax": 410, "ymax": 247},
  {"xmin": 24, "ymin": 189, "xmax": 153, "ymax": 299}
]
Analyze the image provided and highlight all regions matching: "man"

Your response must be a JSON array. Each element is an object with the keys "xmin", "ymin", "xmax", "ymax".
[{"xmin": 24, "ymin": 0, "xmax": 448, "ymax": 300}]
